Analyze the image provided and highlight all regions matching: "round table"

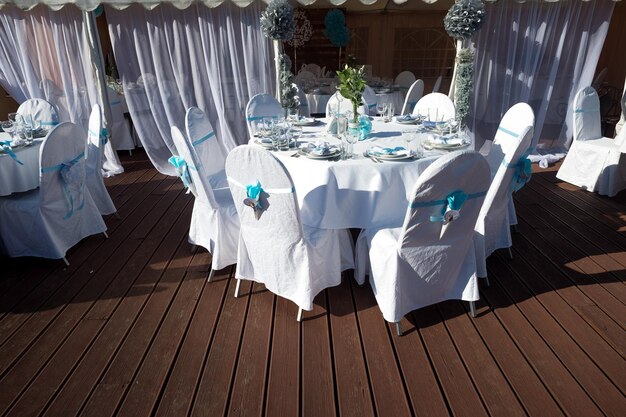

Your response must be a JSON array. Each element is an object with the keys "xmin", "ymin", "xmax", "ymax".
[
  {"xmin": 268, "ymin": 118, "xmax": 472, "ymax": 229},
  {"xmin": 0, "ymin": 134, "xmax": 43, "ymax": 196}
]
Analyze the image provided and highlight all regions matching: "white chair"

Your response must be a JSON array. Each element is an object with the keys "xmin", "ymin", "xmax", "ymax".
[
  {"xmin": 432, "ymin": 75, "xmax": 442, "ymax": 93},
  {"xmin": 362, "ymin": 85, "xmax": 378, "ymax": 116},
  {"xmin": 557, "ymin": 87, "xmax": 626, "ymax": 197},
  {"xmin": 106, "ymin": 86, "xmax": 135, "ymax": 153},
  {"xmin": 245, "ymin": 93, "xmax": 283, "ymax": 141},
  {"xmin": 475, "ymin": 103, "xmax": 535, "ymax": 279},
  {"xmin": 225, "ymin": 145, "xmax": 354, "ymax": 321},
  {"xmin": 0, "ymin": 122, "xmax": 107, "ymax": 264},
  {"xmin": 17, "ymin": 98, "xmax": 59, "ymax": 131},
  {"xmin": 355, "ymin": 150, "xmax": 491, "ymax": 335},
  {"xmin": 85, "ymin": 105, "xmax": 117, "ymax": 216},
  {"xmin": 296, "ymin": 86, "xmax": 310, "ymax": 117},
  {"xmin": 400, "ymin": 79, "xmax": 424, "ymax": 115},
  {"xmin": 412, "ymin": 93, "xmax": 456, "ymax": 121},
  {"xmin": 394, "ymin": 71, "xmax": 416, "ymax": 90},
  {"xmin": 170, "ymin": 126, "xmax": 239, "ymax": 280},
  {"xmin": 325, "ymin": 92, "xmax": 367, "ymax": 118},
  {"xmin": 185, "ymin": 106, "xmax": 228, "ymax": 189}
]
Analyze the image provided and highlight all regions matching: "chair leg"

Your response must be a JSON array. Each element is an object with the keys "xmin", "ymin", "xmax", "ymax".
[
  {"xmin": 297, "ymin": 308, "xmax": 303, "ymax": 322},
  {"xmin": 483, "ymin": 275, "xmax": 490, "ymax": 287},
  {"xmin": 103, "ymin": 231, "xmax": 109, "ymax": 239},
  {"xmin": 507, "ymin": 247, "xmax": 513, "ymax": 259},
  {"xmin": 469, "ymin": 301, "xmax": 477, "ymax": 318},
  {"xmin": 234, "ymin": 279, "xmax": 241, "ymax": 298},
  {"xmin": 128, "ymin": 150, "xmax": 133, "ymax": 156},
  {"xmin": 62, "ymin": 257, "xmax": 69, "ymax": 266},
  {"xmin": 207, "ymin": 269, "xmax": 215, "ymax": 282},
  {"xmin": 395, "ymin": 322, "xmax": 403, "ymax": 336}
]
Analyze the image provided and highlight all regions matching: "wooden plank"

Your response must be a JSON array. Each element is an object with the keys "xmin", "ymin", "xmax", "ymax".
[
  {"xmin": 264, "ymin": 294, "xmax": 300, "ymax": 417},
  {"xmin": 468, "ymin": 298, "xmax": 565, "ymax": 417},
  {"xmin": 411, "ymin": 305, "xmax": 489, "ymax": 417},
  {"xmin": 152, "ymin": 269, "xmax": 231, "ymax": 417},
  {"xmin": 480, "ymin": 264, "xmax": 604, "ymax": 417},
  {"xmin": 351, "ymin": 281, "xmax": 413, "ymax": 417},
  {"xmin": 113, "ymin": 251, "xmax": 212, "ymax": 417},
  {"xmin": 226, "ymin": 282, "xmax": 275, "ymax": 417},
  {"xmin": 301, "ymin": 291, "xmax": 336, "ymax": 417},
  {"xmin": 436, "ymin": 300, "xmax": 526, "ymax": 417},
  {"xmin": 327, "ymin": 279, "xmax": 375, "ymax": 417},
  {"xmin": 189, "ymin": 279, "xmax": 252, "ymax": 417},
  {"xmin": 0, "ymin": 185, "xmax": 190, "ymax": 417}
]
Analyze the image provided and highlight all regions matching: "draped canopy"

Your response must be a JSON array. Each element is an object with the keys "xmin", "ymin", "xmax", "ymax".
[{"xmin": 0, "ymin": 0, "xmax": 621, "ymax": 12}]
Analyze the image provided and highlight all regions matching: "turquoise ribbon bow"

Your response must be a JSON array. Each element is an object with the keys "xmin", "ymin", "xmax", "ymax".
[
  {"xmin": 41, "ymin": 151, "xmax": 85, "ymax": 219},
  {"xmin": 246, "ymin": 180, "xmax": 264, "ymax": 210},
  {"xmin": 168, "ymin": 155, "xmax": 194, "ymax": 191},
  {"xmin": 0, "ymin": 141, "xmax": 24, "ymax": 165},
  {"xmin": 508, "ymin": 156, "xmax": 532, "ymax": 192},
  {"xmin": 410, "ymin": 190, "xmax": 487, "ymax": 222}
]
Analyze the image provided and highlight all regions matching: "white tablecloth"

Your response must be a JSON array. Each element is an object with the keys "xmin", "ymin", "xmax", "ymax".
[
  {"xmin": 270, "ymin": 118, "xmax": 470, "ymax": 229},
  {"xmin": 0, "ymin": 135, "xmax": 42, "ymax": 196}
]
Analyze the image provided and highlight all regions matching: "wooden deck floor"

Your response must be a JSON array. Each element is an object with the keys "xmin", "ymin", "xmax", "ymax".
[{"xmin": 1, "ymin": 149, "xmax": 625, "ymax": 417}]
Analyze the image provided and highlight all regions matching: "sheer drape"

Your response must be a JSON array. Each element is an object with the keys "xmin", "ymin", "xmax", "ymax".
[
  {"xmin": 469, "ymin": 0, "xmax": 614, "ymax": 155},
  {"xmin": 0, "ymin": 4, "xmax": 96, "ymax": 126},
  {"xmin": 106, "ymin": 2, "xmax": 274, "ymax": 175}
]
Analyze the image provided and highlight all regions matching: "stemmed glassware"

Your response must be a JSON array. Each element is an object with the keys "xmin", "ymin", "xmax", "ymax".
[
  {"xmin": 376, "ymin": 102, "xmax": 386, "ymax": 120},
  {"xmin": 343, "ymin": 125, "xmax": 358, "ymax": 159}
]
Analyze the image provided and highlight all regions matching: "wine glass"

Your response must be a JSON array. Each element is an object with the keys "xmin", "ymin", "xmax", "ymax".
[
  {"xmin": 8, "ymin": 113, "xmax": 17, "ymax": 123},
  {"xmin": 290, "ymin": 125, "xmax": 302, "ymax": 148},
  {"xmin": 344, "ymin": 126, "xmax": 359, "ymax": 159},
  {"xmin": 376, "ymin": 102, "xmax": 386, "ymax": 120},
  {"xmin": 1, "ymin": 120, "xmax": 14, "ymax": 142}
]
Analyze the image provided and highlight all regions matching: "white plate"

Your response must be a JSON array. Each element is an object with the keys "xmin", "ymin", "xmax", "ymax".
[
  {"xmin": 424, "ymin": 141, "xmax": 470, "ymax": 150},
  {"xmin": 302, "ymin": 149, "xmax": 342, "ymax": 159},
  {"xmin": 254, "ymin": 139, "xmax": 274, "ymax": 148},
  {"xmin": 395, "ymin": 117, "xmax": 417, "ymax": 125},
  {"xmin": 292, "ymin": 118, "xmax": 318, "ymax": 126},
  {"xmin": 368, "ymin": 151, "xmax": 413, "ymax": 161}
]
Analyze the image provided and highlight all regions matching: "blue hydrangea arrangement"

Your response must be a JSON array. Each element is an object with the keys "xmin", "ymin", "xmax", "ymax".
[{"xmin": 323, "ymin": 9, "xmax": 350, "ymax": 47}]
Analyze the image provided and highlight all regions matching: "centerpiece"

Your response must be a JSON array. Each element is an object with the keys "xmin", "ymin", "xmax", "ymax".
[{"xmin": 336, "ymin": 63, "xmax": 371, "ymax": 142}]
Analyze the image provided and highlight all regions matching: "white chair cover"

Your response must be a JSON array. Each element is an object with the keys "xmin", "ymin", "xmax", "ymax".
[
  {"xmin": 0, "ymin": 122, "xmax": 107, "ymax": 260},
  {"xmin": 475, "ymin": 103, "xmax": 535, "ymax": 278},
  {"xmin": 85, "ymin": 105, "xmax": 117, "ymax": 216},
  {"xmin": 16, "ymin": 98, "xmax": 59, "ymax": 130},
  {"xmin": 432, "ymin": 75, "xmax": 442, "ymax": 93},
  {"xmin": 556, "ymin": 87, "xmax": 626, "ymax": 197},
  {"xmin": 106, "ymin": 87, "xmax": 135, "ymax": 151},
  {"xmin": 325, "ymin": 92, "xmax": 367, "ymax": 118},
  {"xmin": 412, "ymin": 93, "xmax": 456, "ymax": 120},
  {"xmin": 615, "ymin": 78, "xmax": 625, "ymax": 137},
  {"xmin": 400, "ymin": 79, "xmax": 424, "ymax": 115},
  {"xmin": 170, "ymin": 126, "xmax": 239, "ymax": 271},
  {"xmin": 362, "ymin": 85, "xmax": 377, "ymax": 116},
  {"xmin": 296, "ymin": 86, "xmax": 310, "ymax": 117},
  {"xmin": 225, "ymin": 145, "xmax": 354, "ymax": 311},
  {"xmin": 354, "ymin": 150, "xmax": 490, "ymax": 323},
  {"xmin": 394, "ymin": 71, "xmax": 416, "ymax": 89},
  {"xmin": 245, "ymin": 93, "xmax": 283, "ymax": 141},
  {"xmin": 185, "ymin": 106, "xmax": 228, "ymax": 189}
]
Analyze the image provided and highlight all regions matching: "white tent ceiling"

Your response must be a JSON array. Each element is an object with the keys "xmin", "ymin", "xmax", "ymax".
[{"xmin": 0, "ymin": 0, "xmax": 621, "ymax": 12}]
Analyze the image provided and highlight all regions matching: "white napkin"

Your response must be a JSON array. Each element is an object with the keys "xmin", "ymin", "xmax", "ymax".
[
  {"xmin": 428, "ymin": 134, "xmax": 464, "ymax": 146},
  {"xmin": 368, "ymin": 146, "xmax": 408, "ymax": 156}
]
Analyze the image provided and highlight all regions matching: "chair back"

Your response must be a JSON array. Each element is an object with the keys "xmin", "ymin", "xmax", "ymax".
[
  {"xmin": 394, "ymin": 71, "xmax": 416, "ymax": 89},
  {"xmin": 39, "ymin": 122, "xmax": 88, "ymax": 215},
  {"xmin": 225, "ymin": 145, "xmax": 304, "ymax": 275},
  {"xmin": 325, "ymin": 92, "xmax": 367, "ymax": 118},
  {"xmin": 432, "ymin": 75, "xmax": 442, "ymax": 93},
  {"xmin": 245, "ymin": 93, "xmax": 283, "ymax": 138},
  {"xmin": 85, "ymin": 105, "xmax": 117, "ymax": 215},
  {"xmin": 399, "ymin": 150, "xmax": 490, "ymax": 274},
  {"xmin": 362, "ymin": 85, "xmax": 377, "ymax": 115},
  {"xmin": 185, "ymin": 106, "xmax": 226, "ymax": 186},
  {"xmin": 170, "ymin": 126, "xmax": 217, "ymax": 208},
  {"xmin": 412, "ymin": 93, "xmax": 456, "ymax": 121},
  {"xmin": 296, "ymin": 86, "xmax": 310, "ymax": 117},
  {"xmin": 573, "ymin": 87, "xmax": 602, "ymax": 142},
  {"xmin": 401, "ymin": 79, "xmax": 424, "ymax": 115},
  {"xmin": 481, "ymin": 104, "xmax": 534, "ymax": 221},
  {"xmin": 17, "ymin": 98, "xmax": 59, "ymax": 130}
]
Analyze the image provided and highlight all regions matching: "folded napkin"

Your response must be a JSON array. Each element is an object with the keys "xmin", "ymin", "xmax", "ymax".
[
  {"xmin": 397, "ymin": 114, "xmax": 415, "ymax": 122},
  {"xmin": 302, "ymin": 141, "xmax": 336, "ymax": 156},
  {"xmin": 368, "ymin": 146, "xmax": 408, "ymax": 156},
  {"xmin": 428, "ymin": 134, "xmax": 464, "ymax": 146}
]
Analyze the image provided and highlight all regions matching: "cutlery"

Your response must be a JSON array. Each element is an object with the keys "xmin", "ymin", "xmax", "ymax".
[{"xmin": 291, "ymin": 151, "xmax": 301, "ymax": 158}]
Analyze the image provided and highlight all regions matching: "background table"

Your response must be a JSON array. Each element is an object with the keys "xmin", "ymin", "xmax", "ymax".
[{"xmin": 0, "ymin": 135, "xmax": 42, "ymax": 196}]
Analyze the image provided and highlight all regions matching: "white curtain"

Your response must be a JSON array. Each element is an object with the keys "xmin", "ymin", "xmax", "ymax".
[
  {"xmin": 468, "ymin": 0, "xmax": 614, "ymax": 155},
  {"xmin": 0, "ymin": 4, "xmax": 96, "ymax": 126},
  {"xmin": 106, "ymin": 2, "xmax": 274, "ymax": 175}
]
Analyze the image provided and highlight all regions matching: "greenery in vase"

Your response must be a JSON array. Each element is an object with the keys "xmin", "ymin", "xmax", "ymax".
[
  {"xmin": 336, "ymin": 64, "xmax": 366, "ymax": 124},
  {"xmin": 455, "ymin": 48, "xmax": 475, "ymax": 126}
]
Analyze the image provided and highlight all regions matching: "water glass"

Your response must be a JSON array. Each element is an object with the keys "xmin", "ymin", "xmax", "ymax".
[
  {"xmin": 336, "ymin": 115, "xmax": 348, "ymax": 138},
  {"xmin": 376, "ymin": 103, "xmax": 386, "ymax": 119},
  {"xmin": 384, "ymin": 103, "xmax": 394, "ymax": 122},
  {"xmin": 24, "ymin": 127, "xmax": 33, "ymax": 145}
]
